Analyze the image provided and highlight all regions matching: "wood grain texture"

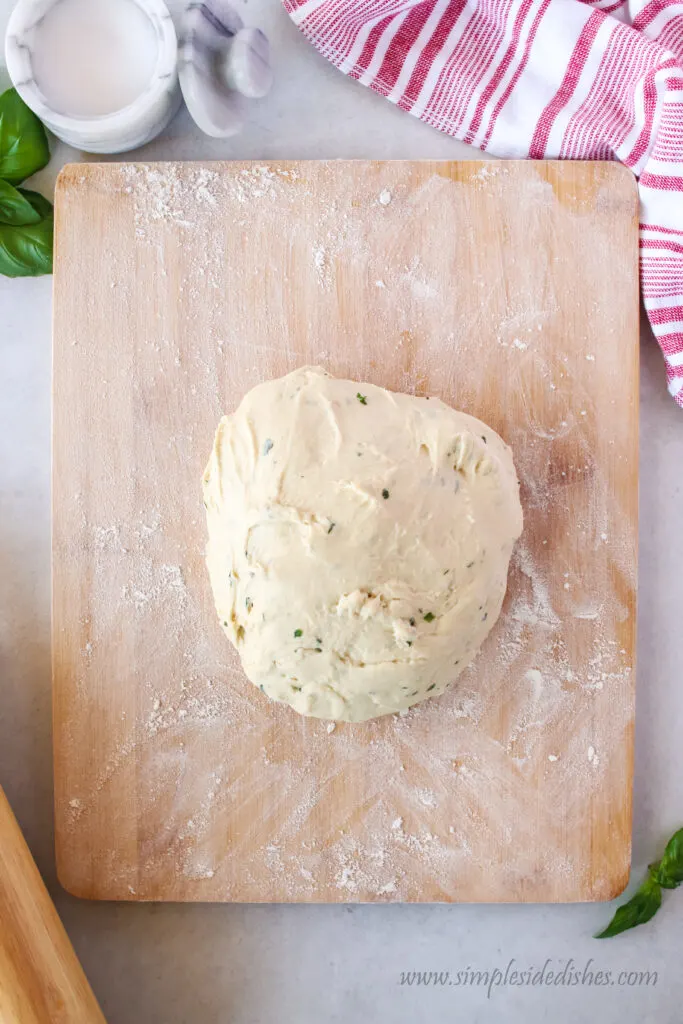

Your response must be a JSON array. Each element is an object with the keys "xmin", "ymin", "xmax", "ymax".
[
  {"xmin": 0, "ymin": 787, "xmax": 106, "ymax": 1023},
  {"xmin": 53, "ymin": 160, "xmax": 639, "ymax": 903}
]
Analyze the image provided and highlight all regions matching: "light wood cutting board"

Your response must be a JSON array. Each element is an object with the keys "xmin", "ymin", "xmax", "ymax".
[{"xmin": 53, "ymin": 160, "xmax": 638, "ymax": 903}]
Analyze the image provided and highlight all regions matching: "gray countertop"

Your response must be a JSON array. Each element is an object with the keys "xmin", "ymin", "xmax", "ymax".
[{"xmin": 1, "ymin": 1, "xmax": 681, "ymax": 1021}]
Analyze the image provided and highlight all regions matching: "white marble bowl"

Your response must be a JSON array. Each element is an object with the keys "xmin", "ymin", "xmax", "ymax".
[{"xmin": 4, "ymin": 0, "xmax": 181, "ymax": 154}]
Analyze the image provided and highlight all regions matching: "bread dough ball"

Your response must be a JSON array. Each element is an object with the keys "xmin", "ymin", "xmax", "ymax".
[{"xmin": 203, "ymin": 367, "xmax": 522, "ymax": 722}]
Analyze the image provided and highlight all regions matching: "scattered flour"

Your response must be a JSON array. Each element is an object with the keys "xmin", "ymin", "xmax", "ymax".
[
  {"xmin": 122, "ymin": 561, "xmax": 187, "ymax": 611},
  {"xmin": 60, "ymin": 161, "xmax": 635, "ymax": 903}
]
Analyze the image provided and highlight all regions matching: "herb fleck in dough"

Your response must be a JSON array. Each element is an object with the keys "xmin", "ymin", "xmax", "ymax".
[{"xmin": 203, "ymin": 367, "xmax": 523, "ymax": 722}]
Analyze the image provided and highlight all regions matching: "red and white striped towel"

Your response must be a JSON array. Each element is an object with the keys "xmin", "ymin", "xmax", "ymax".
[{"xmin": 283, "ymin": 0, "xmax": 683, "ymax": 406}]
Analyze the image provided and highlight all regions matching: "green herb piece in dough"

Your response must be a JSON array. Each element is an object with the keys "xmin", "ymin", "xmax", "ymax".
[
  {"xmin": 423, "ymin": 612, "xmax": 435, "ymax": 623},
  {"xmin": 294, "ymin": 629, "xmax": 303, "ymax": 638},
  {"xmin": 382, "ymin": 489, "xmax": 390, "ymax": 500},
  {"xmin": 356, "ymin": 393, "xmax": 367, "ymax": 405}
]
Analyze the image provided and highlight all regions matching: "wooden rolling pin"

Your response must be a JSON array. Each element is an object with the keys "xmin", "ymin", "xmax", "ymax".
[{"xmin": 0, "ymin": 786, "xmax": 107, "ymax": 1023}]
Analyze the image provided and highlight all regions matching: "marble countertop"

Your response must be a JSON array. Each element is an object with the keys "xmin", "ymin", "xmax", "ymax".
[{"xmin": 1, "ymin": 1, "xmax": 681, "ymax": 1021}]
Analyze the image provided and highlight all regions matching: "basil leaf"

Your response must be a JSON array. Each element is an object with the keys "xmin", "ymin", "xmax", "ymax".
[
  {"xmin": 0, "ymin": 188, "xmax": 53, "ymax": 277},
  {"xmin": 0, "ymin": 88, "xmax": 50, "ymax": 185},
  {"xmin": 595, "ymin": 872, "xmax": 661, "ymax": 939},
  {"xmin": 654, "ymin": 828, "xmax": 683, "ymax": 889},
  {"xmin": 0, "ymin": 178, "xmax": 41, "ymax": 226},
  {"xmin": 18, "ymin": 188, "xmax": 52, "ymax": 219}
]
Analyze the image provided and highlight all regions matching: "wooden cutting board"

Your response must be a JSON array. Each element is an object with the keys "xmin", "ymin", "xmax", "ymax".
[{"xmin": 53, "ymin": 160, "xmax": 638, "ymax": 903}]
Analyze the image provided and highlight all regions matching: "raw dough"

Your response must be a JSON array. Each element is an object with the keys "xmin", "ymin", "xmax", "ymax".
[{"xmin": 203, "ymin": 367, "xmax": 523, "ymax": 722}]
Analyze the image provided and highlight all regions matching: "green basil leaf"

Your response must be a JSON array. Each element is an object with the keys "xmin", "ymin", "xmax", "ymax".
[
  {"xmin": 0, "ymin": 188, "xmax": 53, "ymax": 277},
  {"xmin": 0, "ymin": 88, "xmax": 50, "ymax": 185},
  {"xmin": 18, "ymin": 188, "xmax": 52, "ymax": 219},
  {"xmin": 0, "ymin": 178, "xmax": 41, "ymax": 225},
  {"xmin": 654, "ymin": 828, "xmax": 683, "ymax": 889},
  {"xmin": 595, "ymin": 873, "xmax": 662, "ymax": 939}
]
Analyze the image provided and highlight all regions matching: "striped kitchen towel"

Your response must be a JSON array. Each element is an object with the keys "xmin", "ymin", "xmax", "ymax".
[{"xmin": 283, "ymin": 0, "xmax": 683, "ymax": 406}]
